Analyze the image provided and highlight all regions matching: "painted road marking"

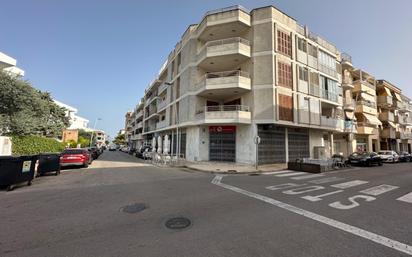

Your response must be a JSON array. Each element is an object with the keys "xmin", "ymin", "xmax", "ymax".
[
  {"xmin": 331, "ymin": 180, "xmax": 368, "ymax": 189},
  {"xmin": 211, "ymin": 175, "xmax": 412, "ymax": 256},
  {"xmin": 291, "ymin": 174, "xmax": 324, "ymax": 180},
  {"xmin": 276, "ymin": 172, "xmax": 306, "ymax": 177},
  {"xmin": 329, "ymin": 195, "xmax": 376, "ymax": 210},
  {"xmin": 302, "ymin": 190, "xmax": 344, "ymax": 202},
  {"xmin": 283, "ymin": 185, "xmax": 325, "ymax": 195},
  {"xmin": 309, "ymin": 177, "xmax": 344, "ymax": 184},
  {"xmin": 397, "ymin": 192, "xmax": 412, "ymax": 203},
  {"xmin": 263, "ymin": 170, "xmax": 295, "ymax": 175},
  {"xmin": 266, "ymin": 183, "xmax": 303, "ymax": 191},
  {"xmin": 360, "ymin": 185, "xmax": 399, "ymax": 196}
]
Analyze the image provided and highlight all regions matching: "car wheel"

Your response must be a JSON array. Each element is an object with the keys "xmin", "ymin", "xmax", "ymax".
[
  {"xmin": 378, "ymin": 161, "xmax": 383, "ymax": 166},
  {"xmin": 367, "ymin": 161, "xmax": 372, "ymax": 167},
  {"xmin": 84, "ymin": 162, "xmax": 89, "ymax": 168},
  {"xmin": 7, "ymin": 185, "xmax": 14, "ymax": 191}
]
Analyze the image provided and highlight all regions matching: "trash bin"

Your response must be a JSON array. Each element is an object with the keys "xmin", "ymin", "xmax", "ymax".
[
  {"xmin": 0, "ymin": 155, "xmax": 38, "ymax": 191},
  {"xmin": 37, "ymin": 153, "xmax": 61, "ymax": 176}
]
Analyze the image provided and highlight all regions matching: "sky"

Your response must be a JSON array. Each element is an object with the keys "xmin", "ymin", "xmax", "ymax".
[{"xmin": 1, "ymin": 0, "xmax": 411, "ymax": 138}]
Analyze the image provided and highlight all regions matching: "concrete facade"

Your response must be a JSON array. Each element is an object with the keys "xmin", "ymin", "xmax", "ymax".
[{"xmin": 124, "ymin": 5, "xmax": 412, "ymax": 164}]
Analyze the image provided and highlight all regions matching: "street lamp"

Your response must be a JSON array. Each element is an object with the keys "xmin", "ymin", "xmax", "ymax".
[
  {"xmin": 90, "ymin": 118, "xmax": 102, "ymax": 147},
  {"xmin": 164, "ymin": 82, "xmax": 179, "ymax": 158}
]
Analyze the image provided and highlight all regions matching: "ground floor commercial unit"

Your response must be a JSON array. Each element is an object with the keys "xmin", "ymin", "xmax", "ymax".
[{"xmin": 142, "ymin": 123, "xmax": 356, "ymax": 164}]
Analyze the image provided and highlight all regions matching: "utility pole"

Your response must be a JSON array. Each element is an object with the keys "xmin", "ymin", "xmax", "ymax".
[{"xmin": 90, "ymin": 118, "xmax": 101, "ymax": 147}]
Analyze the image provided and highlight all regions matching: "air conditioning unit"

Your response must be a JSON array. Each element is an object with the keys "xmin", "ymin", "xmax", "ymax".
[{"xmin": 313, "ymin": 146, "xmax": 326, "ymax": 159}]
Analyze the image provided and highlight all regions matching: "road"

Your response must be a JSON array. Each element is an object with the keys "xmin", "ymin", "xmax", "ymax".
[{"xmin": 1, "ymin": 151, "xmax": 412, "ymax": 257}]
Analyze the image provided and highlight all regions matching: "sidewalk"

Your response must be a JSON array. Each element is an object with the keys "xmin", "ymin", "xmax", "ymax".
[{"xmin": 184, "ymin": 161, "xmax": 287, "ymax": 174}]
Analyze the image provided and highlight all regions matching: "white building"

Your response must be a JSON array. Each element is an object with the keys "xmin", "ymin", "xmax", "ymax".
[
  {"xmin": 0, "ymin": 51, "xmax": 25, "ymax": 76},
  {"xmin": 54, "ymin": 100, "xmax": 90, "ymax": 130}
]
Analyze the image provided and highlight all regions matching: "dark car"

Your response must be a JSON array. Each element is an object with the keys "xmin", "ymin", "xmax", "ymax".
[
  {"xmin": 398, "ymin": 152, "xmax": 411, "ymax": 162},
  {"xmin": 136, "ymin": 146, "xmax": 152, "ymax": 159},
  {"xmin": 87, "ymin": 147, "xmax": 100, "ymax": 160},
  {"xmin": 348, "ymin": 152, "xmax": 382, "ymax": 167}
]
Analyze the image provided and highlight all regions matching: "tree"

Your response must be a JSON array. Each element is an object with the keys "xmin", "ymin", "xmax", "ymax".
[
  {"xmin": 113, "ymin": 133, "xmax": 125, "ymax": 145},
  {"xmin": 0, "ymin": 71, "xmax": 69, "ymax": 136}
]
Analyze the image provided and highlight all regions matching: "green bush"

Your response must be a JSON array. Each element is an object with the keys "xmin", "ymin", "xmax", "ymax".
[{"xmin": 11, "ymin": 135, "xmax": 65, "ymax": 155}]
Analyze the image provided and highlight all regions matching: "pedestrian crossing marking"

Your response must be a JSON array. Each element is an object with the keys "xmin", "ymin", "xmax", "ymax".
[
  {"xmin": 360, "ymin": 185, "xmax": 399, "ymax": 196},
  {"xmin": 397, "ymin": 192, "xmax": 412, "ymax": 203},
  {"xmin": 331, "ymin": 180, "xmax": 369, "ymax": 189},
  {"xmin": 263, "ymin": 170, "xmax": 295, "ymax": 175},
  {"xmin": 309, "ymin": 177, "xmax": 344, "ymax": 184},
  {"xmin": 291, "ymin": 174, "xmax": 324, "ymax": 180},
  {"xmin": 276, "ymin": 172, "xmax": 307, "ymax": 177}
]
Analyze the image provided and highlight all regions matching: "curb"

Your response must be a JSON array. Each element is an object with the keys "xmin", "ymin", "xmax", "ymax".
[{"xmin": 183, "ymin": 165, "xmax": 285, "ymax": 175}]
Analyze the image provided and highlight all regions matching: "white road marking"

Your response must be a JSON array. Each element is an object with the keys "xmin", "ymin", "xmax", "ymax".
[
  {"xmin": 276, "ymin": 172, "xmax": 306, "ymax": 177},
  {"xmin": 266, "ymin": 183, "xmax": 304, "ymax": 191},
  {"xmin": 309, "ymin": 177, "xmax": 344, "ymax": 184},
  {"xmin": 211, "ymin": 175, "xmax": 412, "ymax": 256},
  {"xmin": 360, "ymin": 185, "xmax": 399, "ymax": 196},
  {"xmin": 291, "ymin": 174, "xmax": 324, "ymax": 180},
  {"xmin": 283, "ymin": 185, "xmax": 325, "ymax": 195},
  {"xmin": 302, "ymin": 190, "xmax": 344, "ymax": 202},
  {"xmin": 331, "ymin": 180, "xmax": 368, "ymax": 189},
  {"xmin": 329, "ymin": 195, "xmax": 376, "ymax": 210},
  {"xmin": 397, "ymin": 192, "xmax": 412, "ymax": 203},
  {"xmin": 262, "ymin": 170, "xmax": 296, "ymax": 175}
]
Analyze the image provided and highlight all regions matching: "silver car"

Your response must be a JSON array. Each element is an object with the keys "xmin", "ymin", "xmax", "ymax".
[{"xmin": 378, "ymin": 150, "xmax": 399, "ymax": 163}]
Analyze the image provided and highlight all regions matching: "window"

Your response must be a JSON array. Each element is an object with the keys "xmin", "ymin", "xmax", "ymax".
[
  {"xmin": 310, "ymin": 71, "xmax": 319, "ymax": 85},
  {"xmin": 278, "ymin": 62, "xmax": 293, "ymax": 89},
  {"xmin": 318, "ymin": 50, "xmax": 336, "ymax": 71},
  {"xmin": 299, "ymin": 66, "xmax": 308, "ymax": 82},
  {"xmin": 277, "ymin": 30, "xmax": 292, "ymax": 56},
  {"xmin": 308, "ymin": 43, "xmax": 317, "ymax": 58},
  {"xmin": 279, "ymin": 94, "xmax": 293, "ymax": 122},
  {"xmin": 297, "ymin": 37, "xmax": 307, "ymax": 52},
  {"xmin": 320, "ymin": 75, "xmax": 340, "ymax": 102}
]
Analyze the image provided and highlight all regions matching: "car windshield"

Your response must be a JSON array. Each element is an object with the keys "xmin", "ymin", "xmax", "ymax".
[{"xmin": 378, "ymin": 151, "xmax": 391, "ymax": 155}]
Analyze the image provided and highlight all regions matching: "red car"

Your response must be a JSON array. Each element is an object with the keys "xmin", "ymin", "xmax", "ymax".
[{"xmin": 60, "ymin": 149, "xmax": 91, "ymax": 168}]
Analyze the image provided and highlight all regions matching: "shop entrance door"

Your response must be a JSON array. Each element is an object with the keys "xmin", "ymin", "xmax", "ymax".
[{"xmin": 209, "ymin": 126, "xmax": 236, "ymax": 162}]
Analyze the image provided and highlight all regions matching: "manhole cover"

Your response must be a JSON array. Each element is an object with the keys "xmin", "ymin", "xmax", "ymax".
[
  {"xmin": 121, "ymin": 203, "xmax": 147, "ymax": 214},
  {"xmin": 165, "ymin": 217, "xmax": 191, "ymax": 230}
]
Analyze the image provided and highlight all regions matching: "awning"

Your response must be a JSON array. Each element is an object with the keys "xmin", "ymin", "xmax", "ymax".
[
  {"xmin": 362, "ymin": 113, "xmax": 382, "ymax": 126},
  {"xmin": 388, "ymin": 121, "xmax": 397, "ymax": 128},
  {"xmin": 394, "ymin": 92, "xmax": 402, "ymax": 102},
  {"xmin": 383, "ymin": 87, "xmax": 391, "ymax": 96},
  {"xmin": 360, "ymin": 92, "xmax": 376, "ymax": 103},
  {"xmin": 345, "ymin": 111, "xmax": 355, "ymax": 120}
]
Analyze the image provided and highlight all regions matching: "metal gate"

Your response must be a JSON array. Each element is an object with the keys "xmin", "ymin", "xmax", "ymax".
[
  {"xmin": 258, "ymin": 125, "xmax": 286, "ymax": 164},
  {"xmin": 209, "ymin": 126, "xmax": 236, "ymax": 162},
  {"xmin": 288, "ymin": 128, "xmax": 309, "ymax": 161}
]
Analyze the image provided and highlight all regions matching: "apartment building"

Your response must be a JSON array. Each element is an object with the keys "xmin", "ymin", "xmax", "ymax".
[
  {"xmin": 0, "ymin": 51, "xmax": 25, "ymax": 76},
  {"xmin": 126, "ymin": 5, "xmax": 412, "ymax": 164},
  {"xmin": 54, "ymin": 100, "xmax": 90, "ymax": 130}
]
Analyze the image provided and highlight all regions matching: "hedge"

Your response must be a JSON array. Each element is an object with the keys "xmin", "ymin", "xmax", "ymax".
[{"xmin": 11, "ymin": 135, "xmax": 65, "ymax": 155}]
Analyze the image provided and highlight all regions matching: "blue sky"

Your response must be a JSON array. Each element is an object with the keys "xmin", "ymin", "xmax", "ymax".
[{"xmin": 1, "ymin": 0, "xmax": 411, "ymax": 138}]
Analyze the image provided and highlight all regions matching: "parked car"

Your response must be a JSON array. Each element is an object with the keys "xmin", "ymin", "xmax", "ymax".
[
  {"xmin": 378, "ymin": 150, "xmax": 399, "ymax": 163},
  {"xmin": 60, "ymin": 149, "xmax": 91, "ymax": 168},
  {"xmin": 108, "ymin": 144, "xmax": 117, "ymax": 151},
  {"xmin": 398, "ymin": 151, "xmax": 411, "ymax": 162},
  {"xmin": 348, "ymin": 152, "xmax": 382, "ymax": 167},
  {"xmin": 136, "ymin": 146, "xmax": 152, "ymax": 159},
  {"xmin": 87, "ymin": 147, "xmax": 100, "ymax": 160},
  {"xmin": 120, "ymin": 146, "xmax": 130, "ymax": 152}
]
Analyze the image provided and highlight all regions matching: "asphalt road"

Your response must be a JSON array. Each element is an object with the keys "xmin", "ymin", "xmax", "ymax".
[{"xmin": 1, "ymin": 151, "xmax": 411, "ymax": 257}]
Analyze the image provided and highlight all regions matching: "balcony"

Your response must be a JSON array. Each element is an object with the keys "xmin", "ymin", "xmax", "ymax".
[
  {"xmin": 341, "ymin": 53, "xmax": 353, "ymax": 66},
  {"xmin": 355, "ymin": 100, "xmax": 377, "ymax": 115},
  {"xmin": 137, "ymin": 121, "xmax": 143, "ymax": 129},
  {"xmin": 320, "ymin": 116, "xmax": 344, "ymax": 130},
  {"xmin": 377, "ymin": 95, "xmax": 393, "ymax": 107},
  {"xmin": 197, "ymin": 37, "xmax": 251, "ymax": 70},
  {"xmin": 381, "ymin": 127, "xmax": 396, "ymax": 139},
  {"xmin": 379, "ymin": 111, "xmax": 395, "ymax": 122},
  {"xmin": 156, "ymin": 119, "xmax": 168, "ymax": 130},
  {"xmin": 396, "ymin": 131, "xmax": 412, "ymax": 140},
  {"xmin": 157, "ymin": 98, "xmax": 169, "ymax": 111},
  {"xmin": 343, "ymin": 98, "xmax": 355, "ymax": 110},
  {"xmin": 196, "ymin": 105, "xmax": 251, "ymax": 124},
  {"xmin": 321, "ymin": 89, "xmax": 339, "ymax": 104},
  {"xmin": 197, "ymin": 5, "xmax": 251, "ymax": 42},
  {"xmin": 344, "ymin": 120, "xmax": 357, "ymax": 133},
  {"xmin": 196, "ymin": 70, "xmax": 251, "ymax": 98},
  {"xmin": 145, "ymin": 95, "xmax": 159, "ymax": 106},
  {"xmin": 357, "ymin": 122, "xmax": 376, "ymax": 135},
  {"xmin": 136, "ymin": 110, "xmax": 143, "ymax": 118},
  {"xmin": 394, "ymin": 100, "xmax": 408, "ymax": 112},
  {"xmin": 353, "ymin": 80, "xmax": 375, "ymax": 96},
  {"xmin": 158, "ymin": 83, "xmax": 169, "ymax": 95}
]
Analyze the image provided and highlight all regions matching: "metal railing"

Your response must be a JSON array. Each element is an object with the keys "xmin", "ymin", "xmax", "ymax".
[
  {"xmin": 321, "ymin": 89, "xmax": 339, "ymax": 102},
  {"xmin": 321, "ymin": 116, "xmax": 343, "ymax": 129},
  {"xmin": 341, "ymin": 53, "xmax": 352, "ymax": 63},
  {"xmin": 356, "ymin": 100, "xmax": 376, "ymax": 108},
  {"xmin": 204, "ymin": 70, "xmax": 250, "ymax": 80},
  {"xmin": 197, "ymin": 105, "xmax": 250, "ymax": 114},
  {"xmin": 198, "ymin": 37, "xmax": 250, "ymax": 55},
  {"xmin": 353, "ymin": 79, "xmax": 375, "ymax": 90}
]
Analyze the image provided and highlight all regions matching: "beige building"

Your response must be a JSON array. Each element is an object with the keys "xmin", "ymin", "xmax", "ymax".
[{"xmin": 125, "ymin": 5, "xmax": 412, "ymax": 164}]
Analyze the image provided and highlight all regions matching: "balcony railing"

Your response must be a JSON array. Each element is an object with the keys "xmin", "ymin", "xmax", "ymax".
[
  {"xmin": 341, "ymin": 53, "xmax": 352, "ymax": 64},
  {"xmin": 198, "ymin": 37, "xmax": 250, "ymax": 57},
  {"xmin": 204, "ymin": 70, "xmax": 250, "ymax": 80},
  {"xmin": 320, "ymin": 116, "xmax": 343, "ymax": 129},
  {"xmin": 354, "ymin": 79, "xmax": 375, "ymax": 90},
  {"xmin": 377, "ymin": 95, "xmax": 393, "ymax": 106},
  {"xmin": 356, "ymin": 100, "xmax": 376, "ymax": 109},
  {"xmin": 157, "ymin": 98, "xmax": 169, "ymax": 110},
  {"xmin": 344, "ymin": 120, "xmax": 357, "ymax": 133},
  {"xmin": 200, "ymin": 105, "xmax": 250, "ymax": 113},
  {"xmin": 321, "ymin": 89, "xmax": 339, "ymax": 102},
  {"xmin": 158, "ymin": 83, "xmax": 169, "ymax": 94},
  {"xmin": 156, "ymin": 120, "xmax": 168, "ymax": 129}
]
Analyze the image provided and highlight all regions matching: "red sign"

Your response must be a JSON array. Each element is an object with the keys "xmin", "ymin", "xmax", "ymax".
[{"xmin": 209, "ymin": 126, "xmax": 236, "ymax": 133}]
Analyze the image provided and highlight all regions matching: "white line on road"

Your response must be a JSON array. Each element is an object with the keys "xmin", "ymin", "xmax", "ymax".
[
  {"xmin": 331, "ymin": 180, "xmax": 368, "ymax": 189},
  {"xmin": 360, "ymin": 185, "xmax": 399, "ymax": 196},
  {"xmin": 397, "ymin": 192, "xmax": 412, "ymax": 203},
  {"xmin": 263, "ymin": 170, "xmax": 296, "ymax": 175},
  {"xmin": 276, "ymin": 172, "xmax": 307, "ymax": 177},
  {"xmin": 291, "ymin": 174, "xmax": 324, "ymax": 180},
  {"xmin": 309, "ymin": 177, "xmax": 344, "ymax": 184},
  {"xmin": 302, "ymin": 190, "xmax": 344, "ymax": 202},
  {"xmin": 211, "ymin": 175, "xmax": 412, "ymax": 256}
]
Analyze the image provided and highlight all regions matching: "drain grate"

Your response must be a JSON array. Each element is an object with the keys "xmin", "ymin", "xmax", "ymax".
[
  {"xmin": 165, "ymin": 217, "xmax": 191, "ymax": 230},
  {"xmin": 121, "ymin": 203, "xmax": 147, "ymax": 214}
]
